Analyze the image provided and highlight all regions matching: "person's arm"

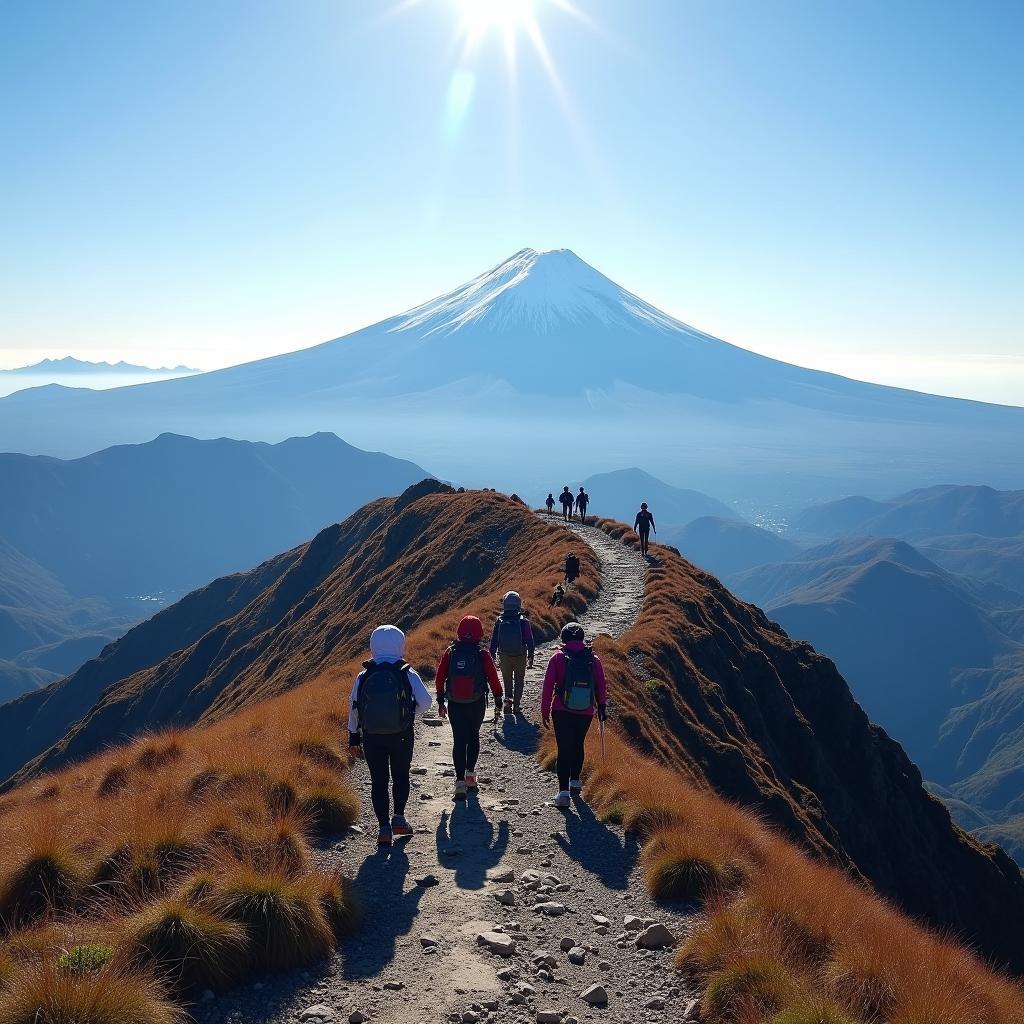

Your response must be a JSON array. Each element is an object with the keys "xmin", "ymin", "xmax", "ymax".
[
  {"xmin": 650, "ymin": 514, "xmax": 657, "ymax": 534},
  {"xmin": 348, "ymin": 677, "xmax": 364, "ymax": 760},
  {"xmin": 633, "ymin": 513, "xmax": 641, "ymax": 531},
  {"xmin": 482, "ymin": 650, "xmax": 503, "ymax": 705},
  {"xmin": 522, "ymin": 619, "xmax": 535, "ymax": 663},
  {"xmin": 407, "ymin": 667, "xmax": 433, "ymax": 714},
  {"xmin": 541, "ymin": 654, "xmax": 561, "ymax": 726},
  {"xmin": 489, "ymin": 618, "xmax": 500, "ymax": 658},
  {"xmin": 593, "ymin": 655, "xmax": 608, "ymax": 720},
  {"xmin": 435, "ymin": 649, "xmax": 450, "ymax": 706}
]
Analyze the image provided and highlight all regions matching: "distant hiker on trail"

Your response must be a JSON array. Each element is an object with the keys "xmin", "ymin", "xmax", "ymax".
[
  {"xmin": 559, "ymin": 486, "xmax": 574, "ymax": 522},
  {"xmin": 575, "ymin": 487, "xmax": 589, "ymax": 523},
  {"xmin": 564, "ymin": 551, "xmax": 580, "ymax": 586},
  {"xmin": 435, "ymin": 615, "xmax": 503, "ymax": 800},
  {"xmin": 634, "ymin": 502, "xmax": 656, "ymax": 556},
  {"xmin": 550, "ymin": 583, "xmax": 565, "ymax": 606},
  {"xmin": 490, "ymin": 591, "xmax": 535, "ymax": 716},
  {"xmin": 541, "ymin": 622, "xmax": 607, "ymax": 808},
  {"xmin": 545, "ymin": 493, "xmax": 555, "ymax": 515},
  {"xmin": 348, "ymin": 624, "xmax": 433, "ymax": 847}
]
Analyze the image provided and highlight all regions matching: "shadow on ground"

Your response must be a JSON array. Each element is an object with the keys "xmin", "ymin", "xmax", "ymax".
[
  {"xmin": 555, "ymin": 795, "xmax": 639, "ymax": 890},
  {"xmin": 435, "ymin": 797, "xmax": 510, "ymax": 890}
]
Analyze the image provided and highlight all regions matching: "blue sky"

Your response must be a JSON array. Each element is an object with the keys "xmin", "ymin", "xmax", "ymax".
[{"xmin": 1, "ymin": 0, "xmax": 1021, "ymax": 403}]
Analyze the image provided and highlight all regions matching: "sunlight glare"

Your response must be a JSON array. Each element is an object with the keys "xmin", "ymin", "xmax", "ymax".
[{"xmin": 457, "ymin": 0, "xmax": 537, "ymax": 50}]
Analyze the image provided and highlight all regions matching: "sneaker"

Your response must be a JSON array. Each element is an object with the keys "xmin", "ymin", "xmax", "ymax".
[
  {"xmin": 503, "ymin": 699, "xmax": 513, "ymax": 715},
  {"xmin": 377, "ymin": 827, "xmax": 393, "ymax": 847},
  {"xmin": 569, "ymin": 779, "xmax": 582, "ymax": 792},
  {"xmin": 391, "ymin": 816, "xmax": 413, "ymax": 838},
  {"xmin": 454, "ymin": 779, "xmax": 467, "ymax": 801},
  {"xmin": 465, "ymin": 772, "xmax": 478, "ymax": 790},
  {"xmin": 553, "ymin": 791, "xmax": 570, "ymax": 809}
]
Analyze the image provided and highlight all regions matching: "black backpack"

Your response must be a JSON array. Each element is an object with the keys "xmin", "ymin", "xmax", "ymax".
[
  {"xmin": 565, "ymin": 554, "xmax": 580, "ymax": 574},
  {"xmin": 497, "ymin": 614, "xmax": 525, "ymax": 656},
  {"xmin": 446, "ymin": 641, "xmax": 488, "ymax": 703},
  {"xmin": 356, "ymin": 660, "xmax": 415, "ymax": 735},
  {"xmin": 559, "ymin": 646, "xmax": 596, "ymax": 712}
]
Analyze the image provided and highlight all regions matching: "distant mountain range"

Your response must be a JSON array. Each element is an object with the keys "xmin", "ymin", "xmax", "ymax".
[
  {"xmin": 1, "ymin": 249, "xmax": 1021, "ymax": 502},
  {"xmin": 4, "ymin": 356, "xmax": 199, "ymax": 375},
  {"xmin": 0, "ymin": 432, "xmax": 429, "ymax": 702}
]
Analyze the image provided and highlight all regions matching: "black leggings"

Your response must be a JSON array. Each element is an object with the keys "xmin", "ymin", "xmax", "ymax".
[
  {"xmin": 448, "ymin": 699, "xmax": 486, "ymax": 780},
  {"xmin": 552, "ymin": 710, "xmax": 593, "ymax": 790},
  {"xmin": 638, "ymin": 528, "xmax": 651, "ymax": 555},
  {"xmin": 562, "ymin": 504, "xmax": 573, "ymax": 521},
  {"xmin": 363, "ymin": 727, "xmax": 414, "ymax": 828}
]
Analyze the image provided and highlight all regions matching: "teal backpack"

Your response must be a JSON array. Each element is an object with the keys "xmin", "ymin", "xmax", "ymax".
[{"xmin": 560, "ymin": 646, "xmax": 595, "ymax": 711}]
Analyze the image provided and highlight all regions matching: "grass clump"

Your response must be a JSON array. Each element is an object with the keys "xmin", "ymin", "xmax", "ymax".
[
  {"xmin": 0, "ymin": 843, "xmax": 85, "ymax": 927},
  {"xmin": 290, "ymin": 737, "xmax": 345, "ymax": 772},
  {"xmin": 769, "ymin": 1003, "xmax": 858, "ymax": 1024},
  {"xmin": 599, "ymin": 802, "xmax": 627, "ymax": 825},
  {"xmin": 644, "ymin": 832, "xmax": 747, "ymax": 902},
  {"xmin": 0, "ymin": 962, "xmax": 185, "ymax": 1024},
  {"xmin": 96, "ymin": 764, "xmax": 129, "ymax": 798},
  {"xmin": 701, "ymin": 955, "xmax": 800, "ymax": 1022},
  {"xmin": 296, "ymin": 775, "xmax": 359, "ymax": 837},
  {"xmin": 57, "ymin": 944, "xmax": 115, "ymax": 976},
  {"xmin": 312, "ymin": 870, "xmax": 360, "ymax": 940},
  {"xmin": 126, "ymin": 897, "xmax": 249, "ymax": 995},
  {"xmin": 208, "ymin": 866, "xmax": 334, "ymax": 970}
]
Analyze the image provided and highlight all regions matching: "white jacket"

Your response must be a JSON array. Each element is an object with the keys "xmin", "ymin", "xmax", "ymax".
[{"xmin": 348, "ymin": 624, "xmax": 432, "ymax": 733}]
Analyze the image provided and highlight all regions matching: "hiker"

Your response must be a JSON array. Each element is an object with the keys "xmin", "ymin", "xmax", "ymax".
[
  {"xmin": 348, "ymin": 624, "xmax": 433, "ymax": 846},
  {"xmin": 490, "ymin": 591, "xmax": 535, "ymax": 716},
  {"xmin": 634, "ymin": 501, "xmax": 657, "ymax": 556},
  {"xmin": 435, "ymin": 615, "xmax": 503, "ymax": 800},
  {"xmin": 550, "ymin": 583, "xmax": 565, "ymax": 606},
  {"xmin": 541, "ymin": 622, "xmax": 608, "ymax": 808},
  {"xmin": 575, "ymin": 487, "xmax": 589, "ymax": 523},
  {"xmin": 545, "ymin": 493, "xmax": 555, "ymax": 515},
  {"xmin": 564, "ymin": 551, "xmax": 580, "ymax": 586},
  {"xmin": 559, "ymin": 485, "xmax": 574, "ymax": 522}
]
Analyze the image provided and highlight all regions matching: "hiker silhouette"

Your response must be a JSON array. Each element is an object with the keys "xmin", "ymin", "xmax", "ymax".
[
  {"xmin": 554, "ymin": 798, "xmax": 638, "ymax": 891},
  {"xmin": 435, "ymin": 800, "xmax": 510, "ymax": 891}
]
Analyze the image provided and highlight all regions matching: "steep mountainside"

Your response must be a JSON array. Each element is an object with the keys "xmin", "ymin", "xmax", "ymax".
[
  {"xmin": 920, "ymin": 533, "xmax": 1024, "ymax": 597},
  {"xmin": 3, "ymin": 485, "xmax": 1022, "ymax": 967},
  {"xmin": 578, "ymin": 468, "xmax": 738, "ymax": 528},
  {"xmin": 670, "ymin": 515, "xmax": 800, "ymax": 578},
  {"xmin": 797, "ymin": 484, "xmax": 1024, "ymax": 540},
  {"xmin": 2, "ymin": 484, "xmax": 597, "ymax": 788},
  {"xmin": 0, "ymin": 431, "xmax": 429, "ymax": 603},
  {"xmin": 2, "ymin": 250, "xmax": 1021, "ymax": 501}
]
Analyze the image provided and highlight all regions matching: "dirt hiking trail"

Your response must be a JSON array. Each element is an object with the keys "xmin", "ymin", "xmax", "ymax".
[{"xmin": 194, "ymin": 521, "xmax": 699, "ymax": 1024}]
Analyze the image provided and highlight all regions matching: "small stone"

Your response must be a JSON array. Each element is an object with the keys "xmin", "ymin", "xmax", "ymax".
[
  {"xmin": 580, "ymin": 984, "xmax": 608, "ymax": 1006},
  {"xmin": 429, "ymin": 740, "xmax": 442, "ymax": 746},
  {"xmin": 489, "ymin": 868, "xmax": 515, "ymax": 882},
  {"xmin": 591, "ymin": 914, "xmax": 610, "ymax": 927},
  {"xmin": 567, "ymin": 947, "xmax": 585, "ymax": 965},
  {"xmin": 635, "ymin": 923, "xmax": 675, "ymax": 949},
  {"xmin": 420, "ymin": 935, "xmax": 439, "ymax": 947},
  {"xmin": 462, "ymin": 1012, "xmax": 480, "ymax": 1024},
  {"xmin": 594, "ymin": 925, "xmax": 608, "ymax": 935},
  {"xmin": 559, "ymin": 937, "xmax": 576, "ymax": 951},
  {"xmin": 598, "ymin": 960, "xmax": 611, "ymax": 970},
  {"xmin": 565, "ymin": 1018, "xmax": 579, "ymax": 1024},
  {"xmin": 517, "ymin": 846, "xmax": 535, "ymax": 855},
  {"xmin": 509, "ymin": 993, "xmax": 526, "ymax": 1005},
  {"xmin": 533, "ymin": 901, "xmax": 566, "ymax": 916},
  {"xmin": 518, "ymin": 983, "xmax": 537, "ymax": 996},
  {"xmin": 496, "ymin": 967, "xmax": 517, "ymax": 981},
  {"xmin": 483, "ymin": 999, "xmax": 499, "ymax": 1011},
  {"xmin": 645, "ymin": 997, "xmax": 666, "ymax": 1010},
  {"xmin": 623, "ymin": 915, "xmax": 642, "ymax": 931},
  {"xmin": 683, "ymin": 998, "xmax": 700, "ymax": 1020},
  {"xmin": 477, "ymin": 931, "xmax": 517, "ymax": 957},
  {"xmin": 494, "ymin": 888, "xmax": 516, "ymax": 906},
  {"xmin": 536, "ymin": 1011, "xmax": 562, "ymax": 1024},
  {"xmin": 349, "ymin": 1013, "xmax": 369, "ymax": 1024},
  {"xmin": 410, "ymin": 766, "xmax": 428, "ymax": 775},
  {"xmin": 348, "ymin": 824, "xmax": 364, "ymax": 835},
  {"xmin": 415, "ymin": 874, "xmax": 439, "ymax": 887},
  {"xmin": 419, "ymin": 792, "xmax": 434, "ymax": 801},
  {"xmin": 383, "ymin": 981, "xmax": 404, "ymax": 990}
]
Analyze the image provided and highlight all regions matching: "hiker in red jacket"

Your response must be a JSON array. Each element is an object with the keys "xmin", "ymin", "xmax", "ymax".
[
  {"xmin": 541, "ymin": 622, "xmax": 608, "ymax": 808},
  {"xmin": 435, "ymin": 615, "xmax": 503, "ymax": 800}
]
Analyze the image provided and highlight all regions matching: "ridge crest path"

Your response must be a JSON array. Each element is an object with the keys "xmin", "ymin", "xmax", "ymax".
[{"xmin": 196, "ymin": 522, "xmax": 696, "ymax": 1024}]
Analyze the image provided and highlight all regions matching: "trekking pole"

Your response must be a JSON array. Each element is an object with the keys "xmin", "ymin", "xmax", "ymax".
[{"xmin": 599, "ymin": 717, "xmax": 606, "ymax": 762}]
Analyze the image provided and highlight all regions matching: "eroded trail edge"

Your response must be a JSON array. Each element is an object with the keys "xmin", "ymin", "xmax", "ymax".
[{"xmin": 197, "ymin": 522, "xmax": 698, "ymax": 1024}]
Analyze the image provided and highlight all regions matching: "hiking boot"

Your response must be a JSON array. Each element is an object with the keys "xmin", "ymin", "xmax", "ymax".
[
  {"xmin": 553, "ymin": 791, "xmax": 571, "ymax": 809},
  {"xmin": 503, "ymin": 699, "xmax": 513, "ymax": 715},
  {"xmin": 377, "ymin": 827, "xmax": 393, "ymax": 847},
  {"xmin": 569, "ymin": 778, "xmax": 582, "ymax": 792},
  {"xmin": 465, "ymin": 772, "xmax": 478, "ymax": 790},
  {"xmin": 454, "ymin": 779, "xmax": 467, "ymax": 801},
  {"xmin": 391, "ymin": 816, "xmax": 413, "ymax": 838}
]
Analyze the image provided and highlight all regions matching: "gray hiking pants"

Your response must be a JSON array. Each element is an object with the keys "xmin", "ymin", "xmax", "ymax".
[{"xmin": 498, "ymin": 652, "xmax": 528, "ymax": 708}]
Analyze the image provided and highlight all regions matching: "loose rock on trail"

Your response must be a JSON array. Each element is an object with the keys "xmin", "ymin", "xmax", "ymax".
[{"xmin": 194, "ymin": 522, "xmax": 696, "ymax": 1024}]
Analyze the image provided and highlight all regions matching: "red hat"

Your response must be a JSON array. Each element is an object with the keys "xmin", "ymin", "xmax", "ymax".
[{"xmin": 457, "ymin": 615, "xmax": 484, "ymax": 642}]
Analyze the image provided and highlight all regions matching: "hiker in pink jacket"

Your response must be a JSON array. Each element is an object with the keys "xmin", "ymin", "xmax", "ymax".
[{"xmin": 541, "ymin": 622, "xmax": 607, "ymax": 808}]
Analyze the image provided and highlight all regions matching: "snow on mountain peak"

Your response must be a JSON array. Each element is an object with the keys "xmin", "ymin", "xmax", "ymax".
[{"xmin": 391, "ymin": 247, "xmax": 684, "ymax": 336}]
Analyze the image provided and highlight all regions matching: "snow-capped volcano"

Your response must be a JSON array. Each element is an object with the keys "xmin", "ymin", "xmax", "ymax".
[
  {"xmin": 1, "ymin": 247, "xmax": 1022, "ymax": 502},
  {"xmin": 393, "ymin": 248, "xmax": 681, "ymax": 336}
]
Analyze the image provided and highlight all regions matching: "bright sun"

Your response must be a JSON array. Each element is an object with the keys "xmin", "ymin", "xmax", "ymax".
[{"xmin": 456, "ymin": 0, "xmax": 537, "ymax": 44}]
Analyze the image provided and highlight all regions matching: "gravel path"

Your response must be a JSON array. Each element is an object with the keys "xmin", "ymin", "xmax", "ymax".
[{"xmin": 194, "ymin": 522, "xmax": 698, "ymax": 1024}]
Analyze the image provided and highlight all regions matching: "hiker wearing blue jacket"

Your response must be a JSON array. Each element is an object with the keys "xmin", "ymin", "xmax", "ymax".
[
  {"xmin": 348, "ymin": 624, "xmax": 433, "ymax": 847},
  {"xmin": 490, "ymin": 591, "xmax": 535, "ymax": 716}
]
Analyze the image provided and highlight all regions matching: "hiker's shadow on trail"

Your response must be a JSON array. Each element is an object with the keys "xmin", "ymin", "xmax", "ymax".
[
  {"xmin": 494, "ymin": 714, "xmax": 541, "ymax": 755},
  {"xmin": 342, "ymin": 844, "xmax": 424, "ymax": 980},
  {"xmin": 556, "ymin": 796, "xmax": 638, "ymax": 890},
  {"xmin": 436, "ymin": 797, "xmax": 510, "ymax": 891}
]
